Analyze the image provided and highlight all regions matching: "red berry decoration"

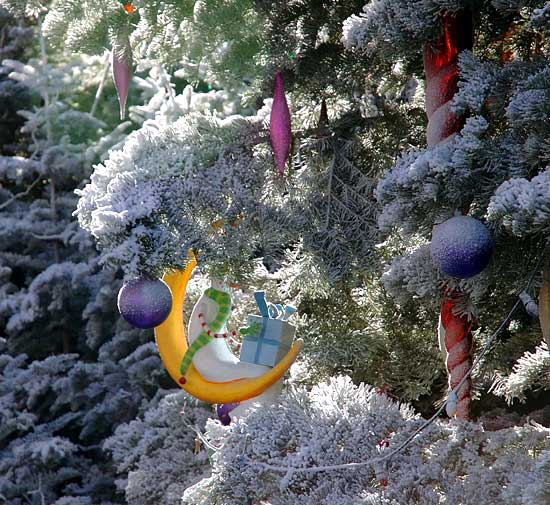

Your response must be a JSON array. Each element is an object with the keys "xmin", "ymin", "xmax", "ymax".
[
  {"xmin": 430, "ymin": 215, "xmax": 494, "ymax": 278},
  {"xmin": 117, "ymin": 278, "xmax": 173, "ymax": 329},
  {"xmin": 270, "ymin": 70, "xmax": 292, "ymax": 175}
]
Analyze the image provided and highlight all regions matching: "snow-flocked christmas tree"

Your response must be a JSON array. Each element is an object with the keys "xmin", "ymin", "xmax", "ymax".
[{"xmin": 1, "ymin": 1, "xmax": 549, "ymax": 503}]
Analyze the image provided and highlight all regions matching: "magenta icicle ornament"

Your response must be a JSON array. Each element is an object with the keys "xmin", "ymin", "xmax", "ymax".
[
  {"xmin": 112, "ymin": 46, "xmax": 133, "ymax": 120},
  {"xmin": 270, "ymin": 70, "xmax": 292, "ymax": 175}
]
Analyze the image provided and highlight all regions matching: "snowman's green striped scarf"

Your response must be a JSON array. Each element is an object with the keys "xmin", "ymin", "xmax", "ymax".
[{"xmin": 179, "ymin": 288, "xmax": 231, "ymax": 377}]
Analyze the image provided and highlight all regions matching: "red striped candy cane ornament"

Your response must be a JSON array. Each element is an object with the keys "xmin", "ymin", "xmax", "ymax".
[
  {"xmin": 424, "ymin": 12, "xmax": 473, "ymax": 420},
  {"xmin": 440, "ymin": 293, "xmax": 473, "ymax": 419}
]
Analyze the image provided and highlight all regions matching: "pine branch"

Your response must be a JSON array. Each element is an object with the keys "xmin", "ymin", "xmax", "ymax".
[
  {"xmin": 491, "ymin": 340, "xmax": 550, "ymax": 403},
  {"xmin": 0, "ymin": 175, "xmax": 43, "ymax": 210}
]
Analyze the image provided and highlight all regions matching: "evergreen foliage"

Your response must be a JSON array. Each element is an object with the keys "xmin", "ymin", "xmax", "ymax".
[
  {"xmin": 0, "ymin": 15, "xmax": 166, "ymax": 505},
  {"xmin": 0, "ymin": 336, "xmax": 167, "ymax": 504},
  {"xmin": 104, "ymin": 391, "xmax": 211, "ymax": 505},
  {"xmin": 72, "ymin": 1, "xmax": 550, "ymax": 408},
  {"xmin": 0, "ymin": 8, "xmax": 33, "ymax": 155},
  {"xmin": 183, "ymin": 377, "xmax": 550, "ymax": 505}
]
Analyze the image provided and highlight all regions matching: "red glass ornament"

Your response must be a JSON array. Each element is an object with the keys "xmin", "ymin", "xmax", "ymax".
[
  {"xmin": 424, "ymin": 12, "xmax": 473, "ymax": 420},
  {"xmin": 423, "ymin": 12, "xmax": 472, "ymax": 146}
]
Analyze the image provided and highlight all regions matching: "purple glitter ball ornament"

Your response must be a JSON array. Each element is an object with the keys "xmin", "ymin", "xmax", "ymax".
[
  {"xmin": 117, "ymin": 278, "xmax": 173, "ymax": 329},
  {"xmin": 216, "ymin": 403, "xmax": 239, "ymax": 426},
  {"xmin": 430, "ymin": 216, "xmax": 494, "ymax": 279},
  {"xmin": 270, "ymin": 70, "xmax": 292, "ymax": 175}
]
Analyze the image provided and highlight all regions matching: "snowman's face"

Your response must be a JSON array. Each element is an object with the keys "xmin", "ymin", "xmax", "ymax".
[{"xmin": 210, "ymin": 277, "xmax": 231, "ymax": 293}]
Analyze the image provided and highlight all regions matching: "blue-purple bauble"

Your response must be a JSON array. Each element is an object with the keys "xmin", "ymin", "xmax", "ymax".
[
  {"xmin": 216, "ymin": 403, "xmax": 239, "ymax": 426},
  {"xmin": 430, "ymin": 216, "xmax": 494, "ymax": 279},
  {"xmin": 117, "ymin": 278, "xmax": 173, "ymax": 329}
]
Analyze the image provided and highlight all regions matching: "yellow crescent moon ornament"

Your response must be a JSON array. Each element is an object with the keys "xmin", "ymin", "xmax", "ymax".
[{"xmin": 154, "ymin": 254, "xmax": 303, "ymax": 404}]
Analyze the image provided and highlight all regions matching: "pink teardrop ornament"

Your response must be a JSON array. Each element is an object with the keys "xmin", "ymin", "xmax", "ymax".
[
  {"xmin": 270, "ymin": 71, "xmax": 292, "ymax": 175},
  {"xmin": 112, "ymin": 48, "xmax": 133, "ymax": 120}
]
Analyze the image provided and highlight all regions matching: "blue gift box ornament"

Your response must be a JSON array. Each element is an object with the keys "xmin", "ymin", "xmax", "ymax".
[{"xmin": 239, "ymin": 291, "xmax": 297, "ymax": 367}]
